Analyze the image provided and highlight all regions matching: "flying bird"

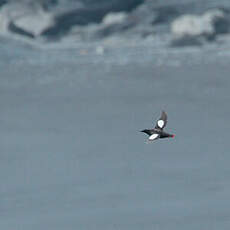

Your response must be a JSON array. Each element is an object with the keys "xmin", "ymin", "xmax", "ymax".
[{"xmin": 141, "ymin": 111, "xmax": 175, "ymax": 141}]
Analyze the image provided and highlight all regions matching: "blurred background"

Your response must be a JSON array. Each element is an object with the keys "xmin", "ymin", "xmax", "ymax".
[{"xmin": 1, "ymin": 0, "xmax": 230, "ymax": 229}]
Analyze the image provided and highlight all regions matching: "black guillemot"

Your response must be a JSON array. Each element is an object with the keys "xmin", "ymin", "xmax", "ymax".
[{"xmin": 141, "ymin": 111, "xmax": 174, "ymax": 141}]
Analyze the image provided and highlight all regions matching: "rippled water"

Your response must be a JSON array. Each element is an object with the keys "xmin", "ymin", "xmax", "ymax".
[{"xmin": 1, "ymin": 38, "xmax": 230, "ymax": 229}]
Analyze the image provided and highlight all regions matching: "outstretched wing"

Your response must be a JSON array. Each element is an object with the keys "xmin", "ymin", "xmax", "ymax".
[{"xmin": 155, "ymin": 111, "xmax": 167, "ymax": 130}]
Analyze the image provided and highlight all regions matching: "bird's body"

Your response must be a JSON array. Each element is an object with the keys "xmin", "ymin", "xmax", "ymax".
[{"xmin": 141, "ymin": 111, "xmax": 174, "ymax": 141}]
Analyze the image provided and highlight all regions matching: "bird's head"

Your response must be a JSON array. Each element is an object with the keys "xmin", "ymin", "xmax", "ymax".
[
  {"xmin": 140, "ymin": 129, "xmax": 147, "ymax": 133},
  {"xmin": 140, "ymin": 129, "xmax": 151, "ymax": 135}
]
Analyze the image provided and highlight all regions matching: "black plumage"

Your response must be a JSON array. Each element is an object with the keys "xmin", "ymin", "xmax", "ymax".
[{"xmin": 141, "ymin": 111, "xmax": 174, "ymax": 141}]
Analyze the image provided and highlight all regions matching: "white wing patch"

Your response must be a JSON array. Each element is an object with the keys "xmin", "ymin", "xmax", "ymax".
[
  {"xmin": 157, "ymin": 120, "xmax": 164, "ymax": 128},
  {"xmin": 149, "ymin": 133, "xmax": 159, "ymax": 140}
]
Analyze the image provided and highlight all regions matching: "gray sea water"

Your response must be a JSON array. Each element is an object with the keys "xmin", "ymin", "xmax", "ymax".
[
  {"xmin": 1, "ymin": 37, "xmax": 230, "ymax": 229},
  {"xmin": 1, "ymin": 0, "xmax": 230, "ymax": 229}
]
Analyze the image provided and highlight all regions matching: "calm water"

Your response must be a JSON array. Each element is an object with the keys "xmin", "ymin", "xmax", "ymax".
[{"xmin": 1, "ymin": 40, "xmax": 230, "ymax": 229}]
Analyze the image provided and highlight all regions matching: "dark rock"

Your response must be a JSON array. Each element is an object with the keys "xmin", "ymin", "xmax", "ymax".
[
  {"xmin": 42, "ymin": 0, "xmax": 144, "ymax": 39},
  {"xmin": 0, "ymin": 0, "xmax": 7, "ymax": 8},
  {"xmin": 152, "ymin": 6, "xmax": 180, "ymax": 24},
  {"xmin": 8, "ymin": 21, "xmax": 35, "ymax": 38},
  {"xmin": 170, "ymin": 36, "xmax": 203, "ymax": 47},
  {"xmin": 170, "ymin": 8, "xmax": 230, "ymax": 46}
]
